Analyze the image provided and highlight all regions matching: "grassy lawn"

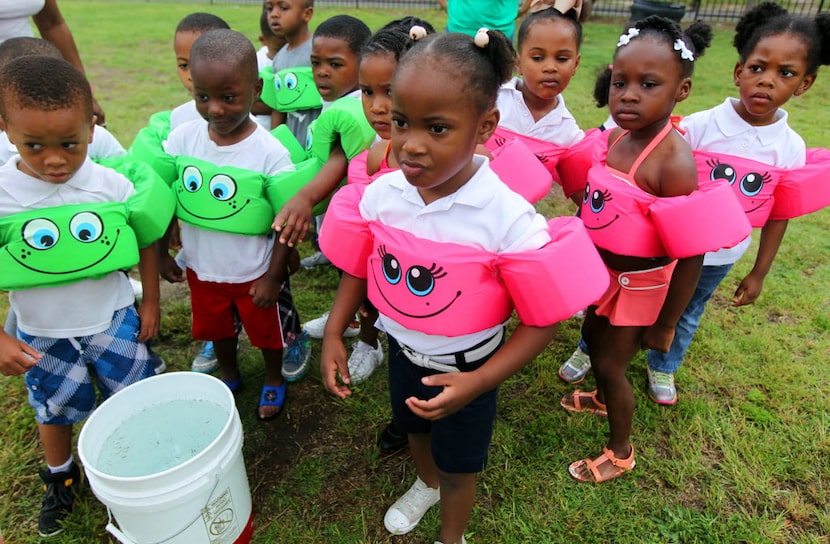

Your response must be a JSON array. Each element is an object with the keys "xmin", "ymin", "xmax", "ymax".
[{"xmin": 1, "ymin": 2, "xmax": 828, "ymax": 542}]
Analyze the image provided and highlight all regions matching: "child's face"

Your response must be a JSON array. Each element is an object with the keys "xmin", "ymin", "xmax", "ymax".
[
  {"xmin": 174, "ymin": 30, "xmax": 201, "ymax": 93},
  {"xmin": 191, "ymin": 59, "xmax": 262, "ymax": 145},
  {"xmin": 264, "ymin": 1, "xmax": 312, "ymax": 40},
  {"xmin": 733, "ymin": 32, "xmax": 815, "ymax": 127},
  {"xmin": 391, "ymin": 58, "xmax": 498, "ymax": 204},
  {"xmin": 517, "ymin": 18, "xmax": 580, "ymax": 105},
  {"xmin": 608, "ymin": 37, "xmax": 690, "ymax": 132},
  {"xmin": 311, "ymin": 36, "xmax": 359, "ymax": 101},
  {"xmin": 359, "ymin": 52, "xmax": 396, "ymax": 140},
  {"xmin": 1, "ymin": 104, "xmax": 93, "ymax": 184}
]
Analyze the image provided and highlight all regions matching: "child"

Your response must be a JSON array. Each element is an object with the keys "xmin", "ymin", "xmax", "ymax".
[
  {"xmin": 319, "ymin": 30, "xmax": 607, "ymax": 543},
  {"xmin": 254, "ymin": 9, "xmax": 286, "ymax": 129},
  {"xmin": 158, "ymin": 29, "xmax": 295, "ymax": 420},
  {"xmin": 642, "ymin": 3, "xmax": 829, "ymax": 403},
  {"xmin": 271, "ymin": 14, "xmax": 372, "ymax": 381},
  {"xmin": 265, "ymin": 0, "xmax": 317, "ymax": 139},
  {"xmin": 559, "ymin": 17, "xmax": 749, "ymax": 483},
  {"xmin": 0, "ymin": 57, "xmax": 167, "ymax": 536}
]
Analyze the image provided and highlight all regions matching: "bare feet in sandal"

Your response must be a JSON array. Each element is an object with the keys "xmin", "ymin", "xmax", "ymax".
[
  {"xmin": 560, "ymin": 389, "xmax": 607, "ymax": 417},
  {"xmin": 569, "ymin": 445, "xmax": 635, "ymax": 483}
]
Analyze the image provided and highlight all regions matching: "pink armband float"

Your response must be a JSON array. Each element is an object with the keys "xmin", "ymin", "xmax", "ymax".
[
  {"xmin": 769, "ymin": 148, "xmax": 830, "ymax": 221},
  {"xmin": 318, "ymin": 183, "xmax": 372, "ymax": 279},
  {"xmin": 650, "ymin": 181, "xmax": 752, "ymax": 258},
  {"xmin": 556, "ymin": 128, "xmax": 606, "ymax": 200},
  {"xmin": 485, "ymin": 126, "xmax": 570, "ymax": 178},
  {"xmin": 694, "ymin": 150, "xmax": 785, "ymax": 227},
  {"xmin": 346, "ymin": 150, "xmax": 395, "ymax": 186},
  {"xmin": 484, "ymin": 128, "xmax": 553, "ymax": 204}
]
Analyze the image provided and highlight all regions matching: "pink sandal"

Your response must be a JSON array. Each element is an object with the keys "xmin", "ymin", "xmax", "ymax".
[
  {"xmin": 568, "ymin": 445, "xmax": 636, "ymax": 483},
  {"xmin": 560, "ymin": 389, "xmax": 607, "ymax": 417}
]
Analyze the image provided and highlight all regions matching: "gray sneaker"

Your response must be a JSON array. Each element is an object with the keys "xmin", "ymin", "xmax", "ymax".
[
  {"xmin": 558, "ymin": 346, "xmax": 591, "ymax": 384},
  {"xmin": 191, "ymin": 341, "xmax": 219, "ymax": 373},
  {"xmin": 647, "ymin": 367, "xmax": 677, "ymax": 405},
  {"xmin": 282, "ymin": 331, "xmax": 311, "ymax": 381},
  {"xmin": 300, "ymin": 251, "xmax": 331, "ymax": 269}
]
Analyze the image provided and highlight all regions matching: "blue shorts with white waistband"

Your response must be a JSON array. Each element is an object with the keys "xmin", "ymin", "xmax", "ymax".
[{"xmin": 387, "ymin": 335, "xmax": 501, "ymax": 474}]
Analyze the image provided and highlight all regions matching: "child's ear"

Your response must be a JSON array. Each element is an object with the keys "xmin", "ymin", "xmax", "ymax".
[
  {"xmin": 477, "ymin": 107, "xmax": 500, "ymax": 144},
  {"xmin": 302, "ymin": 6, "xmax": 313, "ymax": 23},
  {"xmin": 794, "ymin": 73, "xmax": 816, "ymax": 96},
  {"xmin": 675, "ymin": 77, "xmax": 692, "ymax": 103},
  {"xmin": 733, "ymin": 62, "xmax": 743, "ymax": 87},
  {"xmin": 254, "ymin": 77, "xmax": 264, "ymax": 101}
]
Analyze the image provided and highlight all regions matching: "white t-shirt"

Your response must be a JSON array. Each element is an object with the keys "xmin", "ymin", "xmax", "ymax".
[
  {"xmin": 0, "ymin": 124, "xmax": 125, "ymax": 165},
  {"xmin": 358, "ymin": 155, "xmax": 551, "ymax": 354},
  {"xmin": 0, "ymin": 157, "xmax": 136, "ymax": 338},
  {"xmin": 0, "ymin": 0, "xmax": 44, "ymax": 43},
  {"xmin": 496, "ymin": 77, "xmax": 584, "ymax": 146},
  {"xmin": 165, "ymin": 120, "xmax": 294, "ymax": 283},
  {"xmin": 680, "ymin": 97, "xmax": 806, "ymax": 266},
  {"xmin": 255, "ymin": 46, "xmax": 274, "ymax": 129},
  {"xmin": 169, "ymin": 100, "xmax": 202, "ymax": 131}
]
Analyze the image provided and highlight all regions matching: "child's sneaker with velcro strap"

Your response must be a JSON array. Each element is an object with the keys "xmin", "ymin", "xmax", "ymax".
[{"xmin": 38, "ymin": 462, "xmax": 83, "ymax": 537}]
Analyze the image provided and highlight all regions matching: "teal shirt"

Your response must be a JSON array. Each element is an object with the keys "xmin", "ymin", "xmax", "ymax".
[{"xmin": 446, "ymin": 0, "xmax": 518, "ymax": 39}]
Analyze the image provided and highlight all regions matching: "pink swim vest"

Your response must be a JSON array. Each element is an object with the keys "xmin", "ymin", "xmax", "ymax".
[{"xmin": 769, "ymin": 147, "xmax": 830, "ymax": 221}]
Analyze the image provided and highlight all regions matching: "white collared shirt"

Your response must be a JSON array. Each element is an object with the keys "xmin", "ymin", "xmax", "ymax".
[{"xmin": 496, "ymin": 77, "xmax": 584, "ymax": 145}]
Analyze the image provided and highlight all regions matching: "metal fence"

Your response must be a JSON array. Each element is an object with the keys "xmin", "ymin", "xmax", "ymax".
[{"xmin": 130, "ymin": 0, "xmax": 825, "ymax": 21}]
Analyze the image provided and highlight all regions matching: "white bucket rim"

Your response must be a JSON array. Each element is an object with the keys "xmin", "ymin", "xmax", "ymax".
[{"xmin": 78, "ymin": 372, "xmax": 236, "ymax": 483}]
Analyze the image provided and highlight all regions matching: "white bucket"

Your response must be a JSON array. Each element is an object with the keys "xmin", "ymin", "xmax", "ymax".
[{"xmin": 78, "ymin": 372, "xmax": 253, "ymax": 544}]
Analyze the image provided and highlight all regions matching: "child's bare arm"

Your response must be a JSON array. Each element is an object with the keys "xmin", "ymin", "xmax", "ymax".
[
  {"xmin": 273, "ymin": 142, "xmax": 348, "ymax": 247},
  {"xmin": 270, "ymin": 109, "xmax": 286, "ymax": 130},
  {"xmin": 249, "ymin": 240, "xmax": 290, "ymax": 308},
  {"xmin": 733, "ymin": 219, "xmax": 788, "ymax": 307},
  {"xmin": 406, "ymin": 323, "xmax": 559, "ymax": 420},
  {"xmin": 0, "ymin": 329, "xmax": 40, "ymax": 376},
  {"xmin": 642, "ymin": 254, "xmax": 704, "ymax": 352},
  {"xmin": 321, "ymin": 272, "xmax": 367, "ymax": 398},
  {"xmin": 157, "ymin": 219, "xmax": 184, "ymax": 283},
  {"xmin": 136, "ymin": 244, "xmax": 161, "ymax": 342}
]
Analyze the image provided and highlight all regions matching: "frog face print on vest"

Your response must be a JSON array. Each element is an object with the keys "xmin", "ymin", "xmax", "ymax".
[
  {"xmin": 260, "ymin": 66, "xmax": 322, "ymax": 112},
  {"xmin": 0, "ymin": 202, "xmax": 140, "ymax": 290}
]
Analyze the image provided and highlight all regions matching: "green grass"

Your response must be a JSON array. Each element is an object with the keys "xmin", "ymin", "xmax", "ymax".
[{"xmin": 1, "ymin": 2, "xmax": 829, "ymax": 543}]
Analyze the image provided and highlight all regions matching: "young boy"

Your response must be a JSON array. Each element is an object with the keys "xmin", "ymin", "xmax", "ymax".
[
  {"xmin": 158, "ymin": 29, "xmax": 295, "ymax": 421},
  {"xmin": 264, "ymin": 0, "xmax": 318, "ymax": 140},
  {"xmin": 273, "ymin": 14, "xmax": 373, "ymax": 381},
  {"xmin": 0, "ymin": 56, "xmax": 166, "ymax": 537},
  {"xmin": 254, "ymin": 9, "xmax": 286, "ymax": 129}
]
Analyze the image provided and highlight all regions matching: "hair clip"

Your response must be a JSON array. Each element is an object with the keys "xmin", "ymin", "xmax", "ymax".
[
  {"xmin": 674, "ymin": 38, "xmax": 695, "ymax": 61},
  {"xmin": 616, "ymin": 27, "xmax": 639, "ymax": 47},
  {"xmin": 409, "ymin": 25, "xmax": 427, "ymax": 41},
  {"xmin": 474, "ymin": 27, "xmax": 490, "ymax": 48}
]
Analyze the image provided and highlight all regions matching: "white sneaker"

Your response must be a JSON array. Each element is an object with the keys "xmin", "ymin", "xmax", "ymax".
[
  {"xmin": 384, "ymin": 477, "xmax": 440, "ymax": 535},
  {"xmin": 300, "ymin": 250, "xmax": 331, "ymax": 269},
  {"xmin": 302, "ymin": 311, "xmax": 360, "ymax": 340},
  {"xmin": 347, "ymin": 340, "xmax": 383, "ymax": 383}
]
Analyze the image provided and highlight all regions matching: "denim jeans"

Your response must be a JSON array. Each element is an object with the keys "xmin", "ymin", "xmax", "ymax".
[{"xmin": 646, "ymin": 263, "xmax": 733, "ymax": 374}]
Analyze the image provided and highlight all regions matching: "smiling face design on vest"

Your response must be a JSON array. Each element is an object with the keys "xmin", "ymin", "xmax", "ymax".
[
  {"xmin": 274, "ymin": 67, "xmax": 321, "ymax": 111},
  {"xmin": 705, "ymin": 158, "xmax": 773, "ymax": 214},
  {"xmin": 8, "ymin": 211, "xmax": 123, "ymax": 275},
  {"xmin": 371, "ymin": 245, "xmax": 462, "ymax": 319},
  {"xmin": 176, "ymin": 165, "xmax": 252, "ymax": 221},
  {"xmin": 581, "ymin": 181, "xmax": 620, "ymax": 230}
]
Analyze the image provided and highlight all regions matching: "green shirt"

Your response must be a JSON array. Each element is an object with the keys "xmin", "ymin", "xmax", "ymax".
[{"xmin": 446, "ymin": 0, "xmax": 518, "ymax": 39}]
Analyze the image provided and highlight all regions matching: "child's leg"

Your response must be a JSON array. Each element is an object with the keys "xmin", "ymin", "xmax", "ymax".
[
  {"xmin": 258, "ymin": 347, "xmax": 285, "ymax": 419},
  {"xmin": 214, "ymin": 336, "xmax": 240, "ymax": 382},
  {"xmin": 358, "ymin": 307, "xmax": 379, "ymax": 346},
  {"xmin": 409, "ymin": 432, "xmax": 440, "ymax": 489},
  {"xmin": 37, "ymin": 424, "xmax": 73, "ymax": 467},
  {"xmin": 437, "ymin": 471, "xmax": 476, "ymax": 544}
]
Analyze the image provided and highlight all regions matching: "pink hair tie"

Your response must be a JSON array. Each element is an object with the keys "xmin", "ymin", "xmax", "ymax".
[{"xmin": 474, "ymin": 27, "xmax": 490, "ymax": 48}]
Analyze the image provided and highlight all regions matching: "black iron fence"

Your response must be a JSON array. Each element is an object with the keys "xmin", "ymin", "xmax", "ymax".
[{"xmin": 131, "ymin": 0, "xmax": 825, "ymax": 21}]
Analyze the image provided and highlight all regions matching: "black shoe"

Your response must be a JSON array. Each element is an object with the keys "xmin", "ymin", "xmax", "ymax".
[
  {"xmin": 38, "ymin": 462, "xmax": 82, "ymax": 537},
  {"xmin": 378, "ymin": 420, "xmax": 408, "ymax": 457}
]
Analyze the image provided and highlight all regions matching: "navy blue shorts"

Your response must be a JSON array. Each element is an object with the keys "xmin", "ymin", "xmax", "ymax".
[
  {"xmin": 387, "ymin": 335, "xmax": 500, "ymax": 474},
  {"xmin": 21, "ymin": 305, "xmax": 154, "ymax": 425}
]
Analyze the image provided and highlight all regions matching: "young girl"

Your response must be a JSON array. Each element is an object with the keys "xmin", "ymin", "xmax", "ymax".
[
  {"xmin": 319, "ymin": 30, "xmax": 607, "ymax": 543},
  {"xmin": 642, "ymin": 2, "xmax": 830, "ymax": 404},
  {"xmin": 560, "ymin": 16, "xmax": 748, "ymax": 483}
]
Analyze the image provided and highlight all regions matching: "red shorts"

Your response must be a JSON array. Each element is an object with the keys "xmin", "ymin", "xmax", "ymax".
[
  {"xmin": 594, "ymin": 262, "xmax": 676, "ymax": 327},
  {"xmin": 187, "ymin": 269, "xmax": 284, "ymax": 349}
]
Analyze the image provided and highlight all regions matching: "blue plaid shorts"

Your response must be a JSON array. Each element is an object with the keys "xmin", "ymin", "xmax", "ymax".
[{"xmin": 20, "ymin": 305, "xmax": 154, "ymax": 425}]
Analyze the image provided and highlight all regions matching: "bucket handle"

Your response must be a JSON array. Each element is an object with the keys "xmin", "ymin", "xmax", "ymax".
[{"xmin": 104, "ymin": 471, "xmax": 223, "ymax": 544}]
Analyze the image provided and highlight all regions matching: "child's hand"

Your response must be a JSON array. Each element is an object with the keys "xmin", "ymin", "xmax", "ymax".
[
  {"xmin": 641, "ymin": 323, "xmax": 676, "ymax": 353},
  {"xmin": 249, "ymin": 276, "xmax": 280, "ymax": 308},
  {"xmin": 0, "ymin": 332, "xmax": 41, "ymax": 376},
  {"xmin": 732, "ymin": 272, "xmax": 764, "ymax": 307},
  {"xmin": 272, "ymin": 195, "xmax": 314, "ymax": 248},
  {"xmin": 168, "ymin": 221, "xmax": 182, "ymax": 251},
  {"xmin": 136, "ymin": 299, "xmax": 160, "ymax": 342},
  {"xmin": 320, "ymin": 336, "xmax": 351, "ymax": 399},
  {"xmin": 405, "ymin": 372, "xmax": 481, "ymax": 420},
  {"xmin": 159, "ymin": 253, "xmax": 184, "ymax": 283}
]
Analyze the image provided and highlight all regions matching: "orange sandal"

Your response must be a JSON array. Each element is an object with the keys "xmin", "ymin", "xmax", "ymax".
[
  {"xmin": 568, "ymin": 445, "xmax": 636, "ymax": 483},
  {"xmin": 560, "ymin": 389, "xmax": 607, "ymax": 417}
]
